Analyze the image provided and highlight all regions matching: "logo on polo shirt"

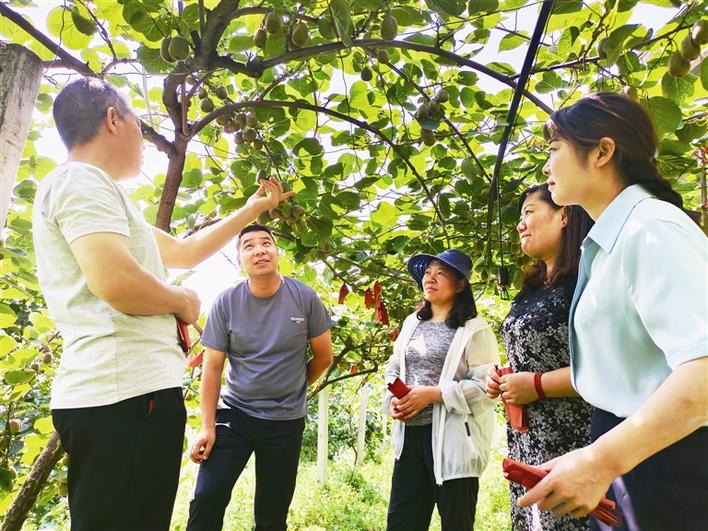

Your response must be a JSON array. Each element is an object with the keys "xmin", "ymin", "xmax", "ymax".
[{"xmin": 290, "ymin": 316, "xmax": 305, "ymax": 325}]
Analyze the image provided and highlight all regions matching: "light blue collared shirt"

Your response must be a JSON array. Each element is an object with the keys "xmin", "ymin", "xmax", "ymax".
[{"xmin": 569, "ymin": 185, "xmax": 707, "ymax": 417}]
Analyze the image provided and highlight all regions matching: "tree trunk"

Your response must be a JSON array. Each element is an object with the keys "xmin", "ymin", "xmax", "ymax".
[
  {"xmin": 155, "ymin": 134, "xmax": 189, "ymax": 232},
  {"xmin": 1, "ymin": 432, "xmax": 64, "ymax": 531}
]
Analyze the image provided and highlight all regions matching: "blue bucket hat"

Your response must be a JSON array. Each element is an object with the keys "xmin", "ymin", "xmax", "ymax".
[{"xmin": 407, "ymin": 250, "xmax": 473, "ymax": 290}]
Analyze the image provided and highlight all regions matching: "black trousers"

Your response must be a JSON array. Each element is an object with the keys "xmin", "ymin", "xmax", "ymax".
[
  {"xmin": 590, "ymin": 408, "xmax": 708, "ymax": 531},
  {"xmin": 52, "ymin": 387, "xmax": 186, "ymax": 531},
  {"xmin": 387, "ymin": 424, "xmax": 479, "ymax": 531},
  {"xmin": 187, "ymin": 407, "xmax": 305, "ymax": 531}
]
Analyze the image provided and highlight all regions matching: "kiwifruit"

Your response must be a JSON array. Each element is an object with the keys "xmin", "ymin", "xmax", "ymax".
[
  {"xmin": 691, "ymin": 19, "xmax": 707, "ymax": 46},
  {"xmin": 268, "ymin": 208, "xmax": 280, "ymax": 220},
  {"xmin": 416, "ymin": 102, "xmax": 430, "ymax": 119},
  {"xmin": 235, "ymin": 113, "xmax": 247, "ymax": 128},
  {"xmin": 420, "ymin": 128, "xmax": 435, "ymax": 146},
  {"xmin": 168, "ymin": 36, "xmax": 190, "ymax": 61},
  {"xmin": 679, "ymin": 35, "xmax": 701, "ymax": 61},
  {"xmin": 381, "ymin": 14, "xmax": 398, "ymax": 41},
  {"xmin": 257, "ymin": 212, "xmax": 270, "ymax": 224},
  {"xmin": 245, "ymin": 111, "xmax": 258, "ymax": 128},
  {"xmin": 8, "ymin": 418, "xmax": 21, "ymax": 434},
  {"xmin": 281, "ymin": 202, "xmax": 292, "ymax": 217},
  {"xmin": 434, "ymin": 88, "xmax": 449, "ymax": 103},
  {"xmin": 319, "ymin": 17, "xmax": 335, "ymax": 39},
  {"xmin": 43, "ymin": 353, "xmax": 53, "ymax": 364},
  {"xmin": 30, "ymin": 362, "xmax": 40, "ymax": 372},
  {"xmin": 428, "ymin": 100, "xmax": 440, "ymax": 115},
  {"xmin": 252, "ymin": 138, "xmax": 264, "ymax": 150},
  {"xmin": 160, "ymin": 38, "xmax": 176, "ymax": 63},
  {"xmin": 197, "ymin": 88, "xmax": 207, "ymax": 99},
  {"xmin": 234, "ymin": 132, "xmax": 244, "ymax": 144},
  {"xmin": 200, "ymin": 98, "xmax": 215, "ymax": 113},
  {"xmin": 292, "ymin": 205, "xmax": 305, "ymax": 217},
  {"xmin": 377, "ymin": 49, "xmax": 390, "ymax": 64},
  {"xmin": 224, "ymin": 120, "xmax": 237, "ymax": 133},
  {"xmin": 295, "ymin": 219, "xmax": 307, "ymax": 233},
  {"xmin": 597, "ymin": 37, "xmax": 609, "ymax": 59},
  {"xmin": 621, "ymin": 85, "xmax": 638, "ymax": 100},
  {"xmin": 265, "ymin": 12, "xmax": 282, "ymax": 34},
  {"xmin": 216, "ymin": 113, "xmax": 231, "ymax": 126},
  {"xmin": 668, "ymin": 52, "xmax": 690, "ymax": 77},
  {"xmin": 242, "ymin": 128, "xmax": 257, "ymax": 143},
  {"xmin": 360, "ymin": 66, "xmax": 373, "ymax": 82},
  {"xmin": 460, "ymin": 158, "xmax": 477, "ymax": 178},
  {"xmin": 291, "ymin": 22, "xmax": 309, "ymax": 48},
  {"xmin": 254, "ymin": 28, "xmax": 267, "ymax": 49},
  {"xmin": 215, "ymin": 86, "xmax": 229, "ymax": 99}
]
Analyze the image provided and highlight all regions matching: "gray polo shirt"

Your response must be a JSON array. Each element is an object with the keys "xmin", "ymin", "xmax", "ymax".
[{"xmin": 201, "ymin": 276, "xmax": 332, "ymax": 420}]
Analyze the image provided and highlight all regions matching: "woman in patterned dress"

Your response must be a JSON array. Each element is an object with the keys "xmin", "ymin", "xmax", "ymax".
[{"xmin": 486, "ymin": 183, "xmax": 593, "ymax": 530}]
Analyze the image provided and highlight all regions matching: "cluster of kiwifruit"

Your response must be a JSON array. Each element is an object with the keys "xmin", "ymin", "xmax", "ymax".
[
  {"xmin": 416, "ymin": 88, "xmax": 449, "ymax": 146},
  {"xmin": 254, "ymin": 11, "xmax": 310, "ymax": 51},
  {"xmin": 160, "ymin": 35, "xmax": 191, "ymax": 63},
  {"xmin": 597, "ymin": 19, "xmax": 706, "ymax": 79},
  {"xmin": 195, "ymin": 83, "xmax": 230, "ymax": 114},
  {"xmin": 668, "ymin": 19, "xmax": 706, "ymax": 78},
  {"xmin": 255, "ymin": 174, "xmax": 307, "ymax": 232}
]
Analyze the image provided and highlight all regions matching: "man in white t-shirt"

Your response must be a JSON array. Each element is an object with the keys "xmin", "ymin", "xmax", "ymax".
[{"xmin": 32, "ymin": 78, "xmax": 292, "ymax": 531}]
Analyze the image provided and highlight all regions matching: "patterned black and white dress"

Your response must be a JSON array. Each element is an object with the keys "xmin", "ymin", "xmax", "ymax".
[{"xmin": 501, "ymin": 278, "xmax": 593, "ymax": 531}]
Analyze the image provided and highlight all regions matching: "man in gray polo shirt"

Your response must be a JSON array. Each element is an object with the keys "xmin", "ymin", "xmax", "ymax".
[{"xmin": 187, "ymin": 224, "xmax": 333, "ymax": 531}]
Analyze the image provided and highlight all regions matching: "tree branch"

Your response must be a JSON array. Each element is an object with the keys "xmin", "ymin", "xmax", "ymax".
[
  {"xmin": 191, "ymin": 99, "xmax": 451, "ymax": 242},
  {"xmin": 0, "ymin": 3, "xmax": 95, "ymax": 76}
]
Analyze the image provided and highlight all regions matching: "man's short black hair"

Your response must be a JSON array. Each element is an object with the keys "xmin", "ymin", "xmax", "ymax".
[
  {"xmin": 237, "ymin": 224, "xmax": 275, "ymax": 249},
  {"xmin": 53, "ymin": 77, "xmax": 132, "ymax": 150}
]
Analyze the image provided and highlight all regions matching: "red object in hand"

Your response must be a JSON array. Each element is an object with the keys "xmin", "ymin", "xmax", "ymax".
[
  {"xmin": 186, "ymin": 349, "xmax": 204, "ymax": 368},
  {"xmin": 338, "ymin": 283, "xmax": 349, "ymax": 304},
  {"xmin": 177, "ymin": 319, "xmax": 191, "ymax": 354},
  {"xmin": 387, "ymin": 377, "xmax": 411, "ymax": 399},
  {"xmin": 502, "ymin": 458, "xmax": 623, "ymax": 528},
  {"xmin": 497, "ymin": 365, "xmax": 528, "ymax": 432}
]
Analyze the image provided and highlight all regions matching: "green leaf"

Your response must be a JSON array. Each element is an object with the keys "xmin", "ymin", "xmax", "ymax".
[
  {"xmin": 371, "ymin": 201, "xmax": 398, "ymax": 227},
  {"xmin": 229, "ymin": 35, "xmax": 254, "ymax": 53},
  {"xmin": 34, "ymin": 416, "xmax": 54, "ymax": 435},
  {"xmin": 498, "ymin": 32, "xmax": 527, "ymax": 52},
  {"xmin": 46, "ymin": 7, "xmax": 93, "ymax": 50},
  {"xmin": 552, "ymin": 0, "xmax": 582, "ymax": 13},
  {"xmin": 645, "ymin": 97, "xmax": 682, "ymax": 136},
  {"xmin": 136, "ymin": 45, "xmax": 172, "ymax": 74},
  {"xmin": 329, "ymin": 0, "xmax": 353, "ymax": 47},
  {"xmin": 468, "ymin": 0, "xmax": 498, "ymax": 15},
  {"xmin": 4, "ymin": 370, "xmax": 34, "ymax": 385},
  {"xmin": 425, "ymin": 0, "xmax": 466, "ymax": 17},
  {"xmin": 661, "ymin": 73, "xmax": 695, "ymax": 104},
  {"xmin": 0, "ymin": 333, "xmax": 18, "ymax": 358},
  {"xmin": 0, "ymin": 304, "xmax": 17, "ymax": 328}
]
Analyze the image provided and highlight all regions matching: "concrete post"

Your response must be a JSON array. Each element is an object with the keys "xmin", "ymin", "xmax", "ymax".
[
  {"xmin": 0, "ymin": 43, "xmax": 43, "ymax": 228},
  {"xmin": 355, "ymin": 384, "xmax": 369, "ymax": 465},
  {"xmin": 316, "ymin": 386, "xmax": 329, "ymax": 484}
]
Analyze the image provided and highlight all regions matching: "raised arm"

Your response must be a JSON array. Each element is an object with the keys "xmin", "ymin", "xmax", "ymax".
[{"xmin": 154, "ymin": 177, "xmax": 294, "ymax": 269}]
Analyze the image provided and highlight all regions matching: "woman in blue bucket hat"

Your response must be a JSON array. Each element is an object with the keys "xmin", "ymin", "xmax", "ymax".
[{"xmin": 383, "ymin": 249, "xmax": 500, "ymax": 531}]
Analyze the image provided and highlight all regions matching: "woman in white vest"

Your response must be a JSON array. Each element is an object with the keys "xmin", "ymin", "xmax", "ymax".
[{"xmin": 383, "ymin": 249, "xmax": 499, "ymax": 531}]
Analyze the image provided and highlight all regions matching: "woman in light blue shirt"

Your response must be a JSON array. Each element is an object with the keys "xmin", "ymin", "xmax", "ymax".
[{"xmin": 517, "ymin": 93, "xmax": 707, "ymax": 531}]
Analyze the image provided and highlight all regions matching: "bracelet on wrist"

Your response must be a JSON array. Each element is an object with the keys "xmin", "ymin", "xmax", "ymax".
[{"xmin": 534, "ymin": 372, "xmax": 547, "ymax": 400}]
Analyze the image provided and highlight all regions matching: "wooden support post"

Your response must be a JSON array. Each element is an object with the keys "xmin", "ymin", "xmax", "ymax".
[{"xmin": 316, "ymin": 386, "xmax": 329, "ymax": 484}]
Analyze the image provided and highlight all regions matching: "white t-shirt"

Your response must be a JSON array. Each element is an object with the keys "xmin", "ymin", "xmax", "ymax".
[{"xmin": 33, "ymin": 162, "xmax": 184, "ymax": 409}]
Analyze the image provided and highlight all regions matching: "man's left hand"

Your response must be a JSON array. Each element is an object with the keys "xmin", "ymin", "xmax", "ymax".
[{"xmin": 246, "ymin": 176, "xmax": 295, "ymax": 213}]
